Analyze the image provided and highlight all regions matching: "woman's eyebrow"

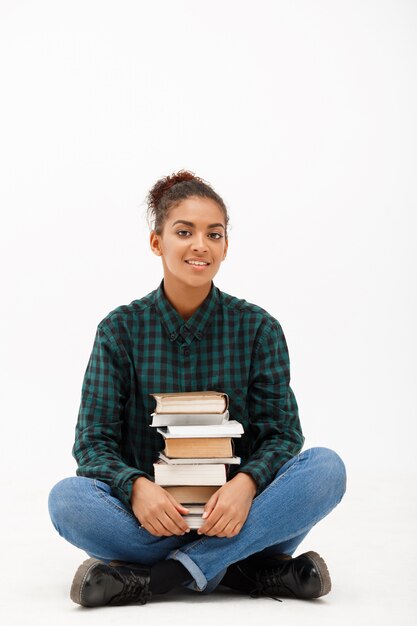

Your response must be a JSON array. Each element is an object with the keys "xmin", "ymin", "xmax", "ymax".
[{"xmin": 171, "ymin": 220, "xmax": 225, "ymax": 230}]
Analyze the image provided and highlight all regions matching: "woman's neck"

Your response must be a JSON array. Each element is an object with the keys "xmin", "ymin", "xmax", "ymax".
[{"xmin": 162, "ymin": 277, "xmax": 212, "ymax": 321}]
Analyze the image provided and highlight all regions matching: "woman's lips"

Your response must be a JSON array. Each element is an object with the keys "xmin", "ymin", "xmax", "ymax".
[{"xmin": 185, "ymin": 261, "xmax": 210, "ymax": 271}]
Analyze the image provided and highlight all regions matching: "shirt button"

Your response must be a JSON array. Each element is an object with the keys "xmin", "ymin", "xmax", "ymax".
[
  {"xmin": 184, "ymin": 347, "xmax": 190, "ymax": 356},
  {"xmin": 170, "ymin": 333, "xmax": 176, "ymax": 340}
]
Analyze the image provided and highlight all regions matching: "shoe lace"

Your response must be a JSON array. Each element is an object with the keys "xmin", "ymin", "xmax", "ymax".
[
  {"xmin": 112, "ymin": 570, "xmax": 152, "ymax": 605},
  {"xmin": 235, "ymin": 564, "xmax": 283, "ymax": 602},
  {"xmin": 254, "ymin": 567, "xmax": 299, "ymax": 601}
]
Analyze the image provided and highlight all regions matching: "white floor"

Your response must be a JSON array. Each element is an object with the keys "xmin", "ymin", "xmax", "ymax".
[{"xmin": 2, "ymin": 470, "xmax": 416, "ymax": 626}]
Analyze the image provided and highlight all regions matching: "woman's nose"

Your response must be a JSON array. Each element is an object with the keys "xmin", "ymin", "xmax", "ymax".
[{"xmin": 191, "ymin": 234, "xmax": 208, "ymax": 250}]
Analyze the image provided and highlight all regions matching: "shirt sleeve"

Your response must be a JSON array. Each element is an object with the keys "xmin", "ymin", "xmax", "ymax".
[
  {"xmin": 72, "ymin": 323, "xmax": 154, "ymax": 510},
  {"xmin": 237, "ymin": 319, "xmax": 305, "ymax": 496}
]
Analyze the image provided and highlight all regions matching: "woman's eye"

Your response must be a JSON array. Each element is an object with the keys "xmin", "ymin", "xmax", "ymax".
[{"xmin": 176, "ymin": 230, "xmax": 223, "ymax": 239}]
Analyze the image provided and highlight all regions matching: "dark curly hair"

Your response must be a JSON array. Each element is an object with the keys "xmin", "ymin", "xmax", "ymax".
[{"xmin": 145, "ymin": 170, "xmax": 230, "ymax": 238}]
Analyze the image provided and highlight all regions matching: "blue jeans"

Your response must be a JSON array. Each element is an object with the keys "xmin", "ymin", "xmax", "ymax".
[{"xmin": 48, "ymin": 447, "xmax": 346, "ymax": 593}]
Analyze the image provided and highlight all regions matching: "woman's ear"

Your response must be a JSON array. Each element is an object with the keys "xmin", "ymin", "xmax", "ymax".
[{"xmin": 150, "ymin": 230, "xmax": 162, "ymax": 256}]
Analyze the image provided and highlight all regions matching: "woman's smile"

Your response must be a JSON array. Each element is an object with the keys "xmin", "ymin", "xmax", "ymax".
[{"xmin": 185, "ymin": 260, "xmax": 211, "ymax": 271}]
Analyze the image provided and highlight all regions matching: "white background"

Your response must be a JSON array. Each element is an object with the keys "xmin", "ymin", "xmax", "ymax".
[{"xmin": 0, "ymin": 1, "xmax": 416, "ymax": 624}]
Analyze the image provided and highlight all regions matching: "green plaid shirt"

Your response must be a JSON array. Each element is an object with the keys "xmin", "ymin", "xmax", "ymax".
[{"xmin": 73, "ymin": 279, "xmax": 304, "ymax": 509}]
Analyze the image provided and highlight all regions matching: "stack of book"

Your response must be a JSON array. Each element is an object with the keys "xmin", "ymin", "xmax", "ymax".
[{"xmin": 149, "ymin": 390, "xmax": 244, "ymax": 529}]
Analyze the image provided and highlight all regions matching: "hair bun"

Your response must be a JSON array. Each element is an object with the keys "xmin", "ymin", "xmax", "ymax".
[
  {"xmin": 149, "ymin": 170, "xmax": 204, "ymax": 210},
  {"xmin": 146, "ymin": 169, "xmax": 228, "ymax": 237}
]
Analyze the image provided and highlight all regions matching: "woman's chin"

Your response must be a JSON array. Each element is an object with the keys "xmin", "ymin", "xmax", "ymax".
[{"xmin": 177, "ymin": 272, "xmax": 214, "ymax": 289}]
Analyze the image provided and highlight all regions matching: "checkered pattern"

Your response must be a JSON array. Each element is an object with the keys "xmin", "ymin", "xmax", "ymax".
[{"xmin": 73, "ymin": 279, "xmax": 304, "ymax": 509}]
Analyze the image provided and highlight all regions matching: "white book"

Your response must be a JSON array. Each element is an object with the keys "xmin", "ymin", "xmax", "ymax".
[
  {"xmin": 181, "ymin": 505, "xmax": 205, "ymax": 514},
  {"xmin": 156, "ymin": 420, "xmax": 244, "ymax": 438},
  {"xmin": 158, "ymin": 452, "xmax": 241, "ymax": 465},
  {"xmin": 153, "ymin": 461, "xmax": 227, "ymax": 485},
  {"xmin": 149, "ymin": 410, "xmax": 229, "ymax": 427},
  {"xmin": 183, "ymin": 516, "xmax": 204, "ymax": 529}
]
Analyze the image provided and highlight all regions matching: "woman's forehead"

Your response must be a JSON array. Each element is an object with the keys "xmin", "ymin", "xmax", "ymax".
[{"xmin": 168, "ymin": 197, "xmax": 225, "ymax": 226}]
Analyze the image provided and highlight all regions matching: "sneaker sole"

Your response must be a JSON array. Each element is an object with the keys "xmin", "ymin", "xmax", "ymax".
[
  {"xmin": 302, "ymin": 551, "xmax": 332, "ymax": 597},
  {"xmin": 70, "ymin": 557, "xmax": 102, "ymax": 606}
]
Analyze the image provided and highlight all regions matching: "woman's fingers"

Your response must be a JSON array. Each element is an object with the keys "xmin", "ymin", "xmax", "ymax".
[
  {"xmin": 142, "ymin": 519, "xmax": 159, "ymax": 535},
  {"xmin": 142, "ymin": 504, "xmax": 190, "ymax": 536},
  {"xmin": 223, "ymin": 520, "xmax": 241, "ymax": 537},
  {"xmin": 161, "ymin": 509, "xmax": 190, "ymax": 535},
  {"xmin": 199, "ymin": 511, "xmax": 225, "ymax": 536}
]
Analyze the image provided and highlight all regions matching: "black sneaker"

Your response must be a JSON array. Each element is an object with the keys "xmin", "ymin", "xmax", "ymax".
[
  {"xmin": 70, "ymin": 558, "xmax": 152, "ymax": 607},
  {"xmin": 234, "ymin": 551, "xmax": 331, "ymax": 601}
]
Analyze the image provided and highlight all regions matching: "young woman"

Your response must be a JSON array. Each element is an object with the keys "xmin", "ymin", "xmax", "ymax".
[{"xmin": 48, "ymin": 171, "xmax": 346, "ymax": 607}]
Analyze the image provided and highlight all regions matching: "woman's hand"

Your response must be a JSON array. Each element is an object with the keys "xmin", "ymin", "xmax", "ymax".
[
  {"xmin": 131, "ymin": 476, "xmax": 191, "ymax": 536},
  {"xmin": 197, "ymin": 472, "xmax": 257, "ymax": 538}
]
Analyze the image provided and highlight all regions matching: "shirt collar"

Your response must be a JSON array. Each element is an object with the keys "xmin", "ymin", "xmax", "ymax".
[{"xmin": 154, "ymin": 278, "xmax": 219, "ymax": 343}]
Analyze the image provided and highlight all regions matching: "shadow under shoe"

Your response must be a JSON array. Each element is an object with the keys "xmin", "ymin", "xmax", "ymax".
[
  {"xmin": 232, "ymin": 551, "xmax": 331, "ymax": 601},
  {"xmin": 70, "ymin": 558, "xmax": 152, "ymax": 607}
]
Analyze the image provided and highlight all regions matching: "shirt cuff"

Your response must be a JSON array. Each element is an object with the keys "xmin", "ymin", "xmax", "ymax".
[{"xmin": 111, "ymin": 467, "xmax": 155, "ymax": 510}]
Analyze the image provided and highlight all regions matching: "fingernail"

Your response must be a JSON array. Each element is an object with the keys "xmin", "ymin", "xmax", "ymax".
[{"xmin": 202, "ymin": 512, "xmax": 208, "ymax": 519}]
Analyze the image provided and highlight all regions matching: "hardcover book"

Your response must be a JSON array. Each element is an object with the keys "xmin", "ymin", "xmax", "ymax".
[{"xmin": 149, "ymin": 390, "xmax": 229, "ymax": 414}]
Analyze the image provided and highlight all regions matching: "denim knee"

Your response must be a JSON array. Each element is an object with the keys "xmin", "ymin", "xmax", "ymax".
[
  {"xmin": 48, "ymin": 476, "xmax": 85, "ymax": 537},
  {"xmin": 310, "ymin": 446, "xmax": 347, "ymax": 504}
]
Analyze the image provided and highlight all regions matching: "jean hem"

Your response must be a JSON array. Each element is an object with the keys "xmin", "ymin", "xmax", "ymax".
[{"xmin": 166, "ymin": 549, "xmax": 207, "ymax": 592}]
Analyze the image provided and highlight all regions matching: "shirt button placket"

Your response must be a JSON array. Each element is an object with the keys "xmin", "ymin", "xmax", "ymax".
[{"xmin": 182, "ymin": 342, "xmax": 192, "ymax": 388}]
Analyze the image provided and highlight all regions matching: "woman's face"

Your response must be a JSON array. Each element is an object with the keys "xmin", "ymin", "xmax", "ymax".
[{"xmin": 150, "ymin": 196, "xmax": 228, "ymax": 289}]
